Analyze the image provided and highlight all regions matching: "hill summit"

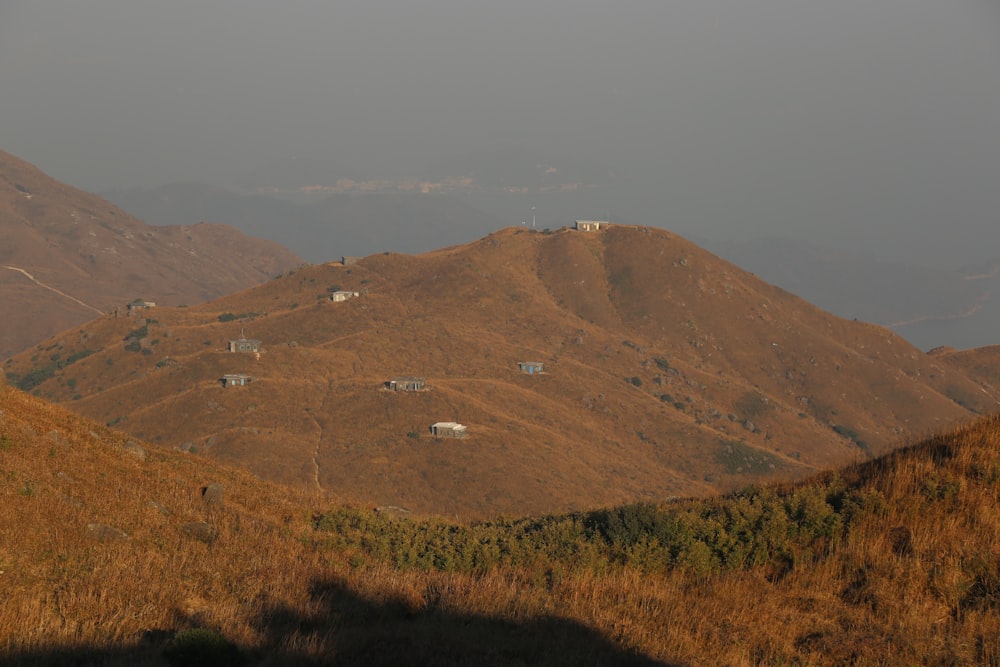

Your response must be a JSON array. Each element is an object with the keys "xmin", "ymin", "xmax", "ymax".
[
  {"xmin": 7, "ymin": 224, "xmax": 999, "ymax": 517},
  {"xmin": 0, "ymin": 149, "xmax": 304, "ymax": 358}
]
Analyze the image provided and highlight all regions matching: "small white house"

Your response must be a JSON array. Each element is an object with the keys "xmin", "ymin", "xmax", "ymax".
[
  {"xmin": 430, "ymin": 422, "xmax": 468, "ymax": 438},
  {"xmin": 575, "ymin": 220, "xmax": 608, "ymax": 232},
  {"xmin": 518, "ymin": 361, "xmax": 544, "ymax": 375},
  {"xmin": 387, "ymin": 377, "xmax": 426, "ymax": 392},
  {"xmin": 220, "ymin": 373, "xmax": 252, "ymax": 387},
  {"xmin": 127, "ymin": 299, "xmax": 156, "ymax": 311},
  {"xmin": 228, "ymin": 337, "xmax": 261, "ymax": 353},
  {"xmin": 330, "ymin": 290, "xmax": 360, "ymax": 302}
]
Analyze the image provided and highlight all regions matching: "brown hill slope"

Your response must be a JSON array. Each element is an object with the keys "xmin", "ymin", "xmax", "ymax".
[
  {"xmin": 0, "ymin": 149, "xmax": 304, "ymax": 358},
  {"xmin": 6, "ymin": 225, "xmax": 999, "ymax": 518},
  {"xmin": 3, "ymin": 377, "xmax": 1000, "ymax": 665}
]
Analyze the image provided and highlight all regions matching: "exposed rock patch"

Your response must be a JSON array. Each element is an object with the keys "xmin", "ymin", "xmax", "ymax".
[
  {"xmin": 124, "ymin": 440, "xmax": 147, "ymax": 462},
  {"xmin": 201, "ymin": 483, "xmax": 225, "ymax": 506},
  {"xmin": 86, "ymin": 523, "xmax": 128, "ymax": 542}
]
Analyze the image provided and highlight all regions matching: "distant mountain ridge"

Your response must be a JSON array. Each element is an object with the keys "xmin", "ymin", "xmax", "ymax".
[
  {"xmin": 0, "ymin": 150, "xmax": 304, "ymax": 358},
  {"xmin": 106, "ymin": 181, "xmax": 1000, "ymax": 351},
  {"xmin": 8, "ymin": 224, "xmax": 1000, "ymax": 518},
  {"xmin": 102, "ymin": 181, "xmax": 506, "ymax": 264}
]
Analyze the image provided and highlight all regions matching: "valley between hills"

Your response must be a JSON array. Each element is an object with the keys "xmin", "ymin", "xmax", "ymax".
[{"xmin": 7, "ymin": 223, "xmax": 1000, "ymax": 518}]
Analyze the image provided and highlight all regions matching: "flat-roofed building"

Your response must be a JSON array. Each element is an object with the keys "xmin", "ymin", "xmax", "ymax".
[
  {"xmin": 518, "ymin": 361, "xmax": 544, "ymax": 375},
  {"xmin": 388, "ymin": 377, "xmax": 425, "ymax": 392},
  {"xmin": 430, "ymin": 422, "xmax": 467, "ymax": 438},
  {"xmin": 228, "ymin": 337, "xmax": 261, "ymax": 353},
  {"xmin": 329, "ymin": 290, "xmax": 359, "ymax": 302},
  {"xmin": 220, "ymin": 373, "xmax": 252, "ymax": 387}
]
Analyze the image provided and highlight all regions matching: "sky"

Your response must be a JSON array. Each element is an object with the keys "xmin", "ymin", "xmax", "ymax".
[{"xmin": 2, "ymin": 0, "xmax": 1000, "ymax": 268}]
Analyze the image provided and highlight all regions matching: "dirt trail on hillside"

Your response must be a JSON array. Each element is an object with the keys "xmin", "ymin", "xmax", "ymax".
[
  {"xmin": 306, "ymin": 389, "xmax": 329, "ymax": 492},
  {"xmin": 3, "ymin": 265, "xmax": 104, "ymax": 315}
]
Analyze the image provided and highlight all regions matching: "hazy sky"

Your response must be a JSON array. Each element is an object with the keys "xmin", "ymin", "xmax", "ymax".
[{"xmin": 2, "ymin": 1, "xmax": 999, "ymax": 267}]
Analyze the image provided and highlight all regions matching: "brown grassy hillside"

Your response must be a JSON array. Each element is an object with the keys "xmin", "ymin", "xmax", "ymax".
[
  {"xmin": 2, "ymin": 378, "xmax": 999, "ymax": 665},
  {"xmin": 6, "ymin": 225, "xmax": 999, "ymax": 518},
  {"xmin": 0, "ymin": 149, "xmax": 304, "ymax": 358}
]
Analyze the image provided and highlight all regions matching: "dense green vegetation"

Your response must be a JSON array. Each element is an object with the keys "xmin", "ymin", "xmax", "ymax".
[
  {"xmin": 10, "ymin": 349, "xmax": 95, "ymax": 392},
  {"xmin": 314, "ymin": 480, "xmax": 872, "ymax": 578},
  {"xmin": 217, "ymin": 312, "xmax": 261, "ymax": 322},
  {"xmin": 124, "ymin": 325, "xmax": 148, "ymax": 341}
]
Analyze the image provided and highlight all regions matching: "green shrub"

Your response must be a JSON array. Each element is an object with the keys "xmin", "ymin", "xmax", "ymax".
[
  {"xmin": 15, "ymin": 365, "xmax": 57, "ymax": 391},
  {"xmin": 310, "ymin": 476, "xmax": 864, "ymax": 581},
  {"xmin": 124, "ymin": 325, "xmax": 148, "ymax": 341},
  {"xmin": 832, "ymin": 424, "xmax": 859, "ymax": 441}
]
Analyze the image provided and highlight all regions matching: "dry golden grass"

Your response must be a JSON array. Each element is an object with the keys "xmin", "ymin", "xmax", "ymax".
[
  {"xmin": 7, "ymin": 225, "xmax": 999, "ymax": 520},
  {"xmin": 3, "ymin": 380, "xmax": 1000, "ymax": 665}
]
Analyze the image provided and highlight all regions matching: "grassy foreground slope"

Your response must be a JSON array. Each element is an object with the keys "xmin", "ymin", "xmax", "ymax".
[{"xmin": 2, "ymin": 379, "xmax": 999, "ymax": 665}]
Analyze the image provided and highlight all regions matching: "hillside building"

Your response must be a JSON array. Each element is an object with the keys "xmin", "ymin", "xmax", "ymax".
[
  {"xmin": 575, "ymin": 220, "xmax": 609, "ymax": 232},
  {"xmin": 387, "ymin": 377, "xmax": 425, "ymax": 392},
  {"xmin": 220, "ymin": 373, "xmax": 252, "ymax": 387},
  {"xmin": 518, "ymin": 361, "xmax": 544, "ymax": 374},
  {"xmin": 329, "ymin": 290, "xmax": 359, "ymax": 302},
  {"xmin": 127, "ymin": 299, "xmax": 156, "ymax": 311},
  {"xmin": 228, "ymin": 337, "xmax": 261, "ymax": 353},
  {"xmin": 341, "ymin": 256, "xmax": 362, "ymax": 266},
  {"xmin": 430, "ymin": 422, "xmax": 467, "ymax": 438}
]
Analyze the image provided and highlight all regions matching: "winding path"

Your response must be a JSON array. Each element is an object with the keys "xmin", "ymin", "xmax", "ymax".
[
  {"xmin": 885, "ymin": 292, "xmax": 989, "ymax": 329},
  {"xmin": 305, "ymin": 388, "xmax": 330, "ymax": 493},
  {"xmin": 3, "ymin": 265, "xmax": 104, "ymax": 316}
]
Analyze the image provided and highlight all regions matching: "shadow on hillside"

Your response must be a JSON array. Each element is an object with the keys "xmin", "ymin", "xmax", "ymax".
[{"xmin": 4, "ymin": 577, "xmax": 680, "ymax": 666}]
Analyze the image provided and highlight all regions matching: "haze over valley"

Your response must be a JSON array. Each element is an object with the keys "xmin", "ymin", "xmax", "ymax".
[
  {"xmin": 3, "ymin": 1, "xmax": 1000, "ymax": 353},
  {"xmin": 4, "ymin": 2, "xmax": 1000, "ymax": 663},
  {"xmin": 102, "ymin": 174, "xmax": 1000, "ymax": 352}
]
